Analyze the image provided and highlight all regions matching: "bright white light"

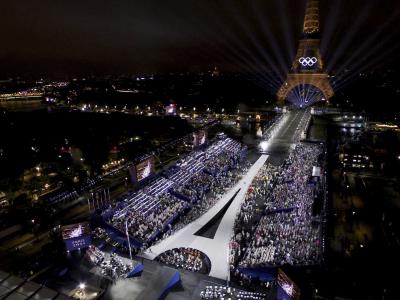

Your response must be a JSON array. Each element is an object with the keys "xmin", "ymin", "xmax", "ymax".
[
  {"xmin": 260, "ymin": 141, "xmax": 268, "ymax": 152},
  {"xmin": 79, "ymin": 283, "xmax": 85, "ymax": 289}
]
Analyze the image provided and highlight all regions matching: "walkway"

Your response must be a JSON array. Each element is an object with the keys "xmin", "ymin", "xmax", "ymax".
[{"xmin": 140, "ymin": 110, "xmax": 309, "ymax": 280}]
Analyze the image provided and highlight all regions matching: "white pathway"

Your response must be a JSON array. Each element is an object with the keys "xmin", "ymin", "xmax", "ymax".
[
  {"xmin": 140, "ymin": 110, "xmax": 306, "ymax": 280},
  {"xmin": 140, "ymin": 154, "xmax": 268, "ymax": 280}
]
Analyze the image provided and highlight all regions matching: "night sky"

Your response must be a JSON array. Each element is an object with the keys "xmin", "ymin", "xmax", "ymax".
[{"xmin": 1, "ymin": 0, "xmax": 400, "ymax": 78}]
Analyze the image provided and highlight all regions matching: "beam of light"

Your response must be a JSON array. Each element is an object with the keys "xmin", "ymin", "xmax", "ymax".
[
  {"xmin": 319, "ymin": 1, "xmax": 400, "ymax": 97},
  {"xmin": 286, "ymin": 83, "xmax": 325, "ymax": 108},
  {"xmin": 333, "ymin": 14, "xmax": 399, "ymax": 77},
  {"xmin": 322, "ymin": 2, "xmax": 373, "ymax": 73},
  {"xmin": 250, "ymin": 1, "xmax": 294, "ymax": 84},
  {"xmin": 275, "ymin": 0, "xmax": 298, "ymax": 66},
  {"xmin": 203, "ymin": 18, "xmax": 283, "ymax": 90},
  {"xmin": 224, "ymin": 1, "xmax": 287, "ymax": 83},
  {"xmin": 333, "ymin": 42, "xmax": 400, "ymax": 91},
  {"xmin": 320, "ymin": 0, "xmax": 344, "ymax": 58},
  {"xmin": 186, "ymin": 1, "xmax": 283, "ymax": 91},
  {"xmin": 248, "ymin": 1, "xmax": 292, "ymax": 80},
  {"xmin": 219, "ymin": 1, "xmax": 286, "ymax": 87},
  {"xmin": 212, "ymin": 26, "xmax": 281, "ymax": 89},
  {"xmin": 209, "ymin": 9, "xmax": 286, "ymax": 89},
  {"xmin": 331, "ymin": 27, "xmax": 400, "ymax": 89}
]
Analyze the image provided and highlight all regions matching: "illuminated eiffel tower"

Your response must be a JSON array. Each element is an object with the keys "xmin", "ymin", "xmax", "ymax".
[{"xmin": 277, "ymin": 0, "xmax": 334, "ymax": 106}]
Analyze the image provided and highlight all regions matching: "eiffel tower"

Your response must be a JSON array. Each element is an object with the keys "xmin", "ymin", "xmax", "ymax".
[{"xmin": 277, "ymin": 0, "xmax": 334, "ymax": 106}]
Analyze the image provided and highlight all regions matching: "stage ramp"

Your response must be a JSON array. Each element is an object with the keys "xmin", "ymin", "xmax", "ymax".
[{"xmin": 137, "ymin": 266, "xmax": 180, "ymax": 300}]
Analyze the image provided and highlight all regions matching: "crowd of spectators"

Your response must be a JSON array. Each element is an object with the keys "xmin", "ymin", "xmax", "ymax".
[
  {"xmin": 92, "ymin": 227, "xmax": 133, "ymax": 256},
  {"xmin": 200, "ymin": 285, "xmax": 267, "ymax": 299},
  {"xmin": 112, "ymin": 193, "xmax": 188, "ymax": 242},
  {"xmin": 156, "ymin": 162, "xmax": 252, "ymax": 244},
  {"xmin": 86, "ymin": 245, "xmax": 133, "ymax": 279},
  {"xmin": 106, "ymin": 136, "xmax": 247, "ymax": 248},
  {"xmin": 262, "ymin": 114, "xmax": 286, "ymax": 141},
  {"xmin": 231, "ymin": 143, "xmax": 323, "ymax": 269},
  {"xmin": 156, "ymin": 247, "xmax": 210, "ymax": 274}
]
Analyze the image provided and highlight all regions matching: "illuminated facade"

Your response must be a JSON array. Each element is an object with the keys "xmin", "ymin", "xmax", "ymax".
[{"xmin": 277, "ymin": 0, "xmax": 334, "ymax": 106}]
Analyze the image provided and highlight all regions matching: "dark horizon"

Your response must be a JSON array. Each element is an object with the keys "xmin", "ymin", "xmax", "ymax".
[{"xmin": 1, "ymin": 0, "xmax": 400, "ymax": 79}]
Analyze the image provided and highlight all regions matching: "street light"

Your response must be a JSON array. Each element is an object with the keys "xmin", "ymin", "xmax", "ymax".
[
  {"xmin": 125, "ymin": 219, "xmax": 133, "ymax": 262},
  {"xmin": 79, "ymin": 283, "xmax": 85, "ymax": 290},
  {"xmin": 260, "ymin": 141, "xmax": 268, "ymax": 152},
  {"xmin": 227, "ymin": 244, "xmax": 230, "ymax": 287}
]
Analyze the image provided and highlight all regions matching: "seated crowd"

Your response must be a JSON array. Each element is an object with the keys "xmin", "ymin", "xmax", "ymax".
[
  {"xmin": 86, "ymin": 245, "xmax": 133, "ymax": 279},
  {"xmin": 112, "ymin": 193, "xmax": 188, "ymax": 242},
  {"xmin": 200, "ymin": 285, "xmax": 267, "ymax": 300},
  {"xmin": 107, "ymin": 137, "xmax": 247, "ymax": 247},
  {"xmin": 232, "ymin": 143, "xmax": 323, "ymax": 269},
  {"xmin": 156, "ymin": 248, "xmax": 209, "ymax": 274},
  {"xmin": 92, "ymin": 227, "xmax": 134, "ymax": 255},
  {"xmin": 157, "ymin": 162, "xmax": 251, "ymax": 244}
]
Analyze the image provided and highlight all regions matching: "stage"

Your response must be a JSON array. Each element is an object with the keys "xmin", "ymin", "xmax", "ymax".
[{"xmin": 141, "ymin": 154, "xmax": 269, "ymax": 280}]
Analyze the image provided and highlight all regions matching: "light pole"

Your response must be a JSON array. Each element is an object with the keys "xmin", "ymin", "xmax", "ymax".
[
  {"xmin": 125, "ymin": 219, "xmax": 133, "ymax": 262},
  {"xmin": 87, "ymin": 197, "xmax": 91, "ymax": 213},
  {"xmin": 227, "ymin": 243, "xmax": 230, "ymax": 287}
]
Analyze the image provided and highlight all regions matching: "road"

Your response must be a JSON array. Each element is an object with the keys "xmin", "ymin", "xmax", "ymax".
[{"xmin": 265, "ymin": 109, "xmax": 309, "ymax": 165}]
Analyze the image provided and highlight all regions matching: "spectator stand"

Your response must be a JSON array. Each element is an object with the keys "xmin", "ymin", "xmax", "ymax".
[
  {"xmin": 230, "ymin": 142, "xmax": 325, "ymax": 288},
  {"xmin": 98, "ymin": 136, "xmax": 248, "ymax": 251},
  {"xmin": 155, "ymin": 247, "xmax": 211, "ymax": 275}
]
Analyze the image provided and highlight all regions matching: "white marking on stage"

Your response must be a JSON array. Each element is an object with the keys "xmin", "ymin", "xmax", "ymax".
[{"xmin": 140, "ymin": 154, "xmax": 269, "ymax": 280}]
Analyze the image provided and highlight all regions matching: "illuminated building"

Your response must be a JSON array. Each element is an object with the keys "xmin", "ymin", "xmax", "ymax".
[
  {"xmin": 277, "ymin": 0, "xmax": 334, "ymax": 106},
  {"xmin": 339, "ymin": 144, "xmax": 371, "ymax": 169}
]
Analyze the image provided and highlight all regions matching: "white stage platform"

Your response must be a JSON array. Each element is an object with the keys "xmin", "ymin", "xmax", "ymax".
[
  {"xmin": 140, "ymin": 110, "xmax": 309, "ymax": 281},
  {"xmin": 141, "ymin": 154, "xmax": 268, "ymax": 280}
]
